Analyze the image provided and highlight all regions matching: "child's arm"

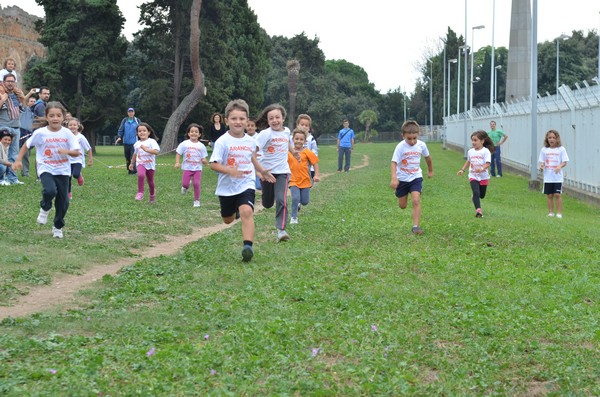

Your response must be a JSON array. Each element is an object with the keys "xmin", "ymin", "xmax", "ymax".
[
  {"xmin": 140, "ymin": 145, "xmax": 159, "ymax": 155},
  {"xmin": 201, "ymin": 157, "xmax": 208, "ymax": 166},
  {"xmin": 174, "ymin": 153, "xmax": 181, "ymax": 168},
  {"xmin": 390, "ymin": 161, "xmax": 399, "ymax": 189},
  {"xmin": 312, "ymin": 162, "xmax": 321, "ymax": 182},
  {"xmin": 252, "ymin": 154, "xmax": 275, "ymax": 183},
  {"xmin": 129, "ymin": 150, "xmax": 137, "ymax": 171},
  {"xmin": 209, "ymin": 161, "xmax": 246, "ymax": 179},
  {"xmin": 555, "ymin": 161, "xmax": 567, "ymax": 174},
  {"xmin": 457, "ymin": 160, "xmax": 470, "ymax": 176},
  {"xmin": 425, "ymin": 155, "xmax": 433, "ymax": 178},
  {"xmin": 58, "ymin": 148, "xmax": 81, "ymax": 157},
  {"xmin": 11, "ymin": 144, "xmax": 30, "ymax": 170}
]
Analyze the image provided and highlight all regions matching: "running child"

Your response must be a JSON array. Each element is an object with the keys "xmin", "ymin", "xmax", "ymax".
[
  {"xmin": 175, "ymin": 123, "xmax": 208, "ymax": 208},
  {"xmin": 129, "ymin": 122, "xmax": 160, "ymax": 204},
  {"xmin": 457, "ymin": 130, "xmax": 494, "ymax": 218},
  {"xmin": 67, "ymin": 117, "xmax": 93, "ymax": 199},
  {"xmin": 245, "ymin": 117, "xmax": 261, "ymax": 190},
  {"xmin": 12, "ymin": 101, "xmax": 81, "ymax": 238},
  {"xmin": 538, "ymin": 129, "xmax": 569, "ymax": 218},
  {"xmin": 295, "ymin": 114, "xmax": 319, "ymax": 178},
  {"xmin": 0, "ymin": 129, "xmax": 14, "ymax": 184},
  {"xmin": 390, "ymin": 120, "xmax": 434, "ymax": 235},
  {"xmin": 255, "ymin": 103, "xmax": 295, "ymax": 242},
  {"xmin": 209, "ymin": 99, "xmax": 275, "ymax": 262},
  {"xmin": 287, "ymin": 128, "xmax": 320, "ymax": 224}
]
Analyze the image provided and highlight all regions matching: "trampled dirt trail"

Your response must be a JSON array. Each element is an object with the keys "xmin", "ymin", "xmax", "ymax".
[{"xmin": 0, "ymin": 155, "xmax": 369, "ymax": 320}]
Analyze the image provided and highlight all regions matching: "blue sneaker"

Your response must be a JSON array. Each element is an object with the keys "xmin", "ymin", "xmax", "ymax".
[{"xmin": 241, "ymin": 245, "xmax": 254, "ymax": 262}]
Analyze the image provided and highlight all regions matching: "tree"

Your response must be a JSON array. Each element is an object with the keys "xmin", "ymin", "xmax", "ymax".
[
  {"xmin": 26, "ymin": 0, "xmax": 128, "ymax": 148},
  {"xmin": 286, "ymin": 59, "xmax": 300, "ymax": 129},
  {"xmin": 161, "ymin": 0, "xmax": 205, "ymax": 152},
  {"xmin": 358, "ymin": 109, "xmax": 378, "ymax": 142}
]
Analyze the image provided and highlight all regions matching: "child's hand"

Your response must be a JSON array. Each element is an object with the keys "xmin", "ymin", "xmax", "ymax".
[
  {"xmin": 57, "ymin": 148, "xmax": 68, "ymax": 155},
  {"xmin": 427, "ymin": 170, "xmax": 434, "ymax": 178},
  {"xmin": 174, "ymin": 162, "xmax": 181, "ymax": 169},
  {"xmin": 390, "ymin": 179, "xmax": 399, "ymax": 189},
  {"xmin": 128, "ymin": 163, "xmax": 134, "ymax": 171},
  {"xmin": 261, "ymin": 170, "xmax": 276, "ymax": 183},
  {"xmin": 457, "ymin": 169, "xmax": 465, "ymax": 176},
  {"xmin": 228, "ymin": 167, "xmax": 244, "ymax": 178},
  {"xmin": 313, "ymin": 175, "xmax": 320, "ymax": 183},
  {"xmin": 554, "ymin": 166, "xmax": 561, "ymax": 174},
  {"xmin": 140, "ymin": 144, "xmax": 149, "ymax": 151},
  {"xmin": 87, "ymin": 160, "xmax": 93, "ymax": 167},
  {"xmin": 11, "ymin": 160, "xmax": 21, "ymax": 171}
]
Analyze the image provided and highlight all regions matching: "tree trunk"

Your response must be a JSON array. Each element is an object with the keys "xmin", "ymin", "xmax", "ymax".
[
  {"xmin": 161, "ymin": 0, "xmax": 205, "ymax": 153},
  {"xmin": 172, "ymin": 1, "xmax": 182, "ymax": 113},
  {"xmin": 364, "ymin": 120, "xmax": 371, "ymax": 142},
  {"xmin": 287, "ymin": 59, "xmax": 300, "ymax": 130}
]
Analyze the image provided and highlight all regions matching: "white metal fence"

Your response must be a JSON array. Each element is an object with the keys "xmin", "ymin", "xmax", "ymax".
[{"xmin": 445, "ymin": 84, "xmax": 600, "ymax": 195}]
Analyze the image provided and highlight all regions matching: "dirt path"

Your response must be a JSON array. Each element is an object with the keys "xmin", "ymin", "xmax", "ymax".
[{"xmin": 0, "ymin": 155, "xmax": 369, "ymax": 320}]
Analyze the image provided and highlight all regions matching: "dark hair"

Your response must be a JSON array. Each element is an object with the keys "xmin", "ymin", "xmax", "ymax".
[
  {"xmin": 211, "ymin": 112, "xmax": 223, "ymax": 123},
  {"xmin": 0, "ymin": 128, "xmax": 14, "ymax": 140},
  {"xmin": 471, "ymin": 130, "xmax": 495, "ymax": 153},
  {"xmin": 543, "ymin": 129, "xmax": 562, "ymax": 148},
  {"xmin": 137, "ymin": 122, "xmax": 159, "ymax": 140},
  {"xmin": 401, "ymin": 120, "xmax": 420, "ymax": 135},
  {"xmin": 256, "ymin": 103, "xmax": 286, "ymax": 131},
  {"xmin": 39, "ymin": 86, "xmax": 50, "ymax": 94},
  {"xmin": 2, "ymin": 73, "xmax": 16, "ymax": 82},
  {"xmin": 3, "ymin": 58, "xmax": 16, "ymax": 69},
  {"xmin": 185, "ymin": 123, "xmax": 204, "ymax": 139},
  {"xmin": 67, "ymin": 117, "xmax": 84, "ymax": 132},
  {"xmin": 291, "ymin": 127, "xmax": 307, "ymax": 139}
]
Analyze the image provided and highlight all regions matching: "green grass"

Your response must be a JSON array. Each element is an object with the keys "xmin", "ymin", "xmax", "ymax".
[{"xmin": 1, "ymin": 143, "xmax": 599, "ymax": 395}]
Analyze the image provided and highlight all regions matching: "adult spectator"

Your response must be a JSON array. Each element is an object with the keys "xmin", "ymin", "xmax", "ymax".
[
  {"xmin": 19, "ymin": 94, "xmax": 37, "ymax": 177},
  {"xmin": 115, "ymin": 107, "xmax": 140, "ymax": 174},
  {"xmin": 32, "ymin": 86, "xmax": 51, "ymax": 122},
  {"xmin": 337, "ymin": 119, "xmax": 355, "ymax": 172},
  {"xmin": 0, "ymin": 73, "xmax": 25, "ymax": 185},
  {"xmin": 488, "ymin": 120, "xmax": 508, "ymax": 177},
  {"xmin": 208, "ymin": 112, "xmax": 226, "ymax": 147}
]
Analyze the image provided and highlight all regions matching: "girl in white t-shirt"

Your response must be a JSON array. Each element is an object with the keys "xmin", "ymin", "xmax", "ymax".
[
  {"xmin": 175, "ymin": 123, "xmax": 208, "ymax": 208},
  {"xmin": 129, "ymin": 123, "xmax": 160, "ymax": 204},
  {"xmin": 255, "ymin": 104, "xmax": 295, "ymax": 242},
  {"xmin": 67, "ymin": 118, "xmax": 93, "ymax": 199},
  {"xmin": 457, "ymin": 130, "xmax": 495, "ymax": 218},
  {"xmin": 13, "ymin": 102, "xmax": 81, "ymax": 239},
  {"xmin": 538, "ymin": 129, "xmax": 569, "ymax": 218}
]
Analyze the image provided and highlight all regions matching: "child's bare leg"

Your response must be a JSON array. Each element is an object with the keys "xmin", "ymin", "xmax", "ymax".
[
  {"xmin": 410, "ymin": 191, "xmax": 421, "ymax": 226},
  {"xmin": 397, "ymin": 195, "xmax": 408, "ymax": 209},
  {"xmin": 546, "ymin": 194, "xmax": 554, "ymax": 214},
  {"xmin": 555, "ymin": 194, "xmax": 563, "ymax": 214},
  {"xmin": 239, "ymin": 204, "xmax": 254, "ymax": 241}
]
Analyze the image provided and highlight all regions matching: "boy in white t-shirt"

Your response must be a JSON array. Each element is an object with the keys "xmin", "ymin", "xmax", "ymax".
[
  {"xmin": 209, "ymin": 99, "xmax": 275, "ymax": 262},
  {"xmin": 390, "ymin": 120, "xmax": 433, "ymax": 235}
]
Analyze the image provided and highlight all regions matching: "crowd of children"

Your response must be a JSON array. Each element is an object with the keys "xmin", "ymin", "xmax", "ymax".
[{"xmin": 4, "ymin": 52, "xmax": 571, "ymax": 260}]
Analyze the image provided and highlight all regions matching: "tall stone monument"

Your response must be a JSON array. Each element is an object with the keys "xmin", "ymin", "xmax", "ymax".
[{"xmin": 505, "ymin": 0, "xmax": 531, "ymax": 102}]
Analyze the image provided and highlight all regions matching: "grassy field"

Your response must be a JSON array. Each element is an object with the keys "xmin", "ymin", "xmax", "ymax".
[{"xmin": 1, "ymin": 142, "xmax": 599, "ymax": 395}]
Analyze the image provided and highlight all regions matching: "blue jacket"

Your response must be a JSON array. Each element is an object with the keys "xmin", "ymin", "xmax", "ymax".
[{"xmin": 118, "ymin": 117, "xmax": 140, "ymax": 145}]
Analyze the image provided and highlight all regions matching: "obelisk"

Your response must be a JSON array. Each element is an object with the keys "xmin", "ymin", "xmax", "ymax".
[{"xmin": 505, "ymin": 0, "xmax": 531, "ymax": 102}]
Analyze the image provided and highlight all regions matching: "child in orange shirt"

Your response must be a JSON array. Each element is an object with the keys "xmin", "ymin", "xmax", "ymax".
[{"xmin": 287, "ymin": 128, "xmax": 320, "ymax": 224}]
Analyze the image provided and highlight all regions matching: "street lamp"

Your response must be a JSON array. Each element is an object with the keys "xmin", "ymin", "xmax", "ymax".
[
  {"xmin": 447, "ymin": 59, "xmax": 457, "ymax": 118},
  {"xmin": 403, "ymin": 92, "xmax": 407, "ymax": 124},
  {"xmin": 470, "ymin": 25, "xmax": 485, "ymax": 111},
  {"xmin": 494, "ymin": 65, "xmax": 502, "ymax": 107},
  {"xmin": 457, "ymin": 45, "xmax": 469, "ymax": 114},
  {"xmin": 489, "ymin": 0, "xmax": 496, "ymax": 107},
  {"xmin": 556, "ymin": 33, "xmax": 569, "ymax": 93},
  {"xmin": 428, "ymin": 61, "xmax": 433, "ymax": 135}
]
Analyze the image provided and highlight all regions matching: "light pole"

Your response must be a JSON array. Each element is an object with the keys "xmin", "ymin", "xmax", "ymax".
[
  {"xmin": 403, "ymin": 92, "xmax": 407, "ymax": 124},
  {"xmin": 470, "ymin": 25, "xmax": 485, "ymax": 111},
  {"xmin": 428, "ymin": 61, "xmax": 433, "ymax": 135},
  {"xmin": 494, "ymin": 65, "xmax": 502, "ymax": 107},
  {"xmin": 442, "ymin": 38, "xmax": 447, "ymax": 136},
  {"xmin": 457, "ymin": 46, "xmax": 468, "ymax": 114},
  {"xmin": 556, "ymin": 33, "xmax": 569, "ymax": 93},
  {"xmin": 489, "ymin": 0, "xmax": 496, "ymax": 107},
  {"xmin": 447, "ymin": 59, "xmax": 457, "ymax": 118}
]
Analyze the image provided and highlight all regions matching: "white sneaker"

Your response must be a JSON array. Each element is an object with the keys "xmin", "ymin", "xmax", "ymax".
[
  {"xmin": 193, "ymin": 200, "xmax": 200, "ymax": 207},
  {"xmin": 290, "ymin": 217, "xmax": 298, "ymax": 224},
  {"xmin": 277, "ymin": 229, "xmax": 290, "ymax": 242},
  {"xmin": 52, "ymin": 226, "xmax": 63, "ymax": 239},
  {"xmin": 548, "ymin": 213, "xmax": 555, "ymax": 217},
  {"xmin": 12, "ymin": 180, "xmax": 25, "ymax": 185},
  {"xmin": 37, "ymin": 208, "xmax": 50, "ymax": 225},
  {"xmin": 181, "ymin": 187, "xmax": 188, "ymax": 194},
  {"xmin": 0, "ymin": 180, "xmax": 9, "ymax": 186},
  {"xmin": 556, "ymin": 213, "xmax": 563, "ymax": 219}
]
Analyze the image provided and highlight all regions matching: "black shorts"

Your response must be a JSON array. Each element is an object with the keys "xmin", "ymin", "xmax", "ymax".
[
  {"xmin": 543, "ymin": 182, "xmax": 563, "ymax": 195},
  {"xmin": 219, "ymin": 189, "xmax": 255, "ymax": 218},
  {"xmin": 395, "ymin": 177, "xmax": 423, "ymax": 198}
]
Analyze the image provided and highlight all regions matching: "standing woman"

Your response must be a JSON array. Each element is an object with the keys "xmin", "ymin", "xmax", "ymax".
[{"xmin": 209, "ymin": 112, "xmax": 226, "ymax": 147}]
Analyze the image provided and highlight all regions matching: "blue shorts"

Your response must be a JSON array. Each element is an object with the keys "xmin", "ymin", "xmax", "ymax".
[
  {"xmin": 543, "ymin": 182, "xmax": 562, "ymax": 195},
  {"xmin": 219, "ymin": 189, "xmax": 255, "ymax": 217},
  {"xmin": 395, "ymin": 177, "xmax": 423, "ymax": 198}
]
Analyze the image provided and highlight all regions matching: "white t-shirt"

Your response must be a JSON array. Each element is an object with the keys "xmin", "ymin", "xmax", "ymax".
[
  {"xmin": 69, "ymin": 133, "xmax": 91, "ymax": 166},
  {"xmin": 176, "ymin": 139, "xmax": 208, "ymax": 171},
  {"xmin": 0, "ymin": 69, "xmax": 18, "ymax": 83},
  {"xmin": 27, "ymin": 126, "xmax": 80, "ymax": 176},
  {"xmin": 391, "ymin": 139, "xmax": 430, "ymax": 182},
  {"xmin": 467, "ymin": 147, "xmax": 492, "ymax": 181},
  {"xmin": 539, "ymin": 146, "xmax": 569, "ymax": 183},
  {"xmin": 210, "ymin": 132, "xmax": 256, "ymax": 196},
  {"xmin": 133, "ymin": 138, "xmax": 160, "ymax": 170},
  {"xmin": 256, "ymin": 126, "xmax": 291, "ymax": 174}
]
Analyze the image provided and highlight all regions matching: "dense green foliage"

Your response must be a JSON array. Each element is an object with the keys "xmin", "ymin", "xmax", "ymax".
[{"xmin": 1, "ymin": 144, "xmax": 599, "ymax": 394}]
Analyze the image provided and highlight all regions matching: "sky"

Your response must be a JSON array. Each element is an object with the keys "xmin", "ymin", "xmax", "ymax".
[{"xmin": 3, "ymin": 0, "xmax": 599, "ymax": 93}]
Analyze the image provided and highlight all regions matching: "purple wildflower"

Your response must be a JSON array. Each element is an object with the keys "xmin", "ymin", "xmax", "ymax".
[
  {"xmin": 311, "ymin": 348, "xmax": 320, "ymax": 357},
  {"xmin": 146, "ymin": 347, "xmax": 156, "ymax": 357},
  {"xmin": 210, "ymin": 369, "xmax": 217, "ymax": 376},
  {"xmin": 371, "ymin": 324, "xmax": 378, "ymax": 332},
  {"xmin": 49, "ymin": 369, "xmax": 57, "ymax": 374},
  {"xmin": 204, "ymin": 334, "xmax": 210, "ymax": 340}
]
